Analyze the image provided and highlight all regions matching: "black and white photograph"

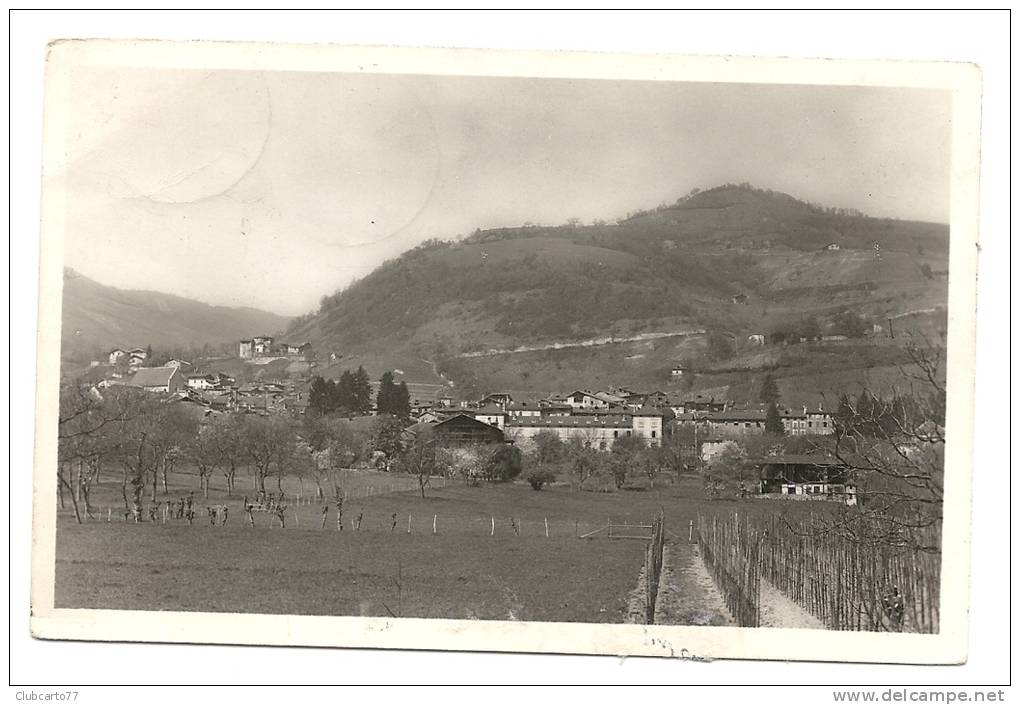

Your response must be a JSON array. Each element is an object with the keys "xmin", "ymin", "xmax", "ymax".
[{"xmin": 29, "ymin": 37, "xmax": 983, "ymax": 665}]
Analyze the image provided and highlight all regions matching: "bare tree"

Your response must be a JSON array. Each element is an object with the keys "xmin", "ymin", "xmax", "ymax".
[
  {"xmin": 186, "ymin": 426, "xmax": 221, "ymax": 499},
  {"xmin": 211, "ymin": 416, "xmax": 244, "ymax": 497},
  {"xmin": 241, "ymin": 415, "xmax": 295, "ymax": 496},
  {"xmin": 396, "ymin": 427, "xmax": 438, "ymax": 498},
  {"xmin": 57, "ymin": 382, "xmax": 133, "ymax": 523},
  {"xmin": 823, "ymin": 340, "xmax": 946, "ymax": 551}
]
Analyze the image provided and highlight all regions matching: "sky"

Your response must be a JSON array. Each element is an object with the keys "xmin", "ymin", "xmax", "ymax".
[{"xmin": 55, "ymin": 67, "xmax": 952, "ymax": 316}]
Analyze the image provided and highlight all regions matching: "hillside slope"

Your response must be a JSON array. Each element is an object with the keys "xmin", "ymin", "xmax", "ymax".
[
  {"xmin": 61, "ymin": 269, "xmax": 291, "ymax": 360},
  {"xmin": 287, "ymin": 184, "xmax": 950, "ymax": 400}
]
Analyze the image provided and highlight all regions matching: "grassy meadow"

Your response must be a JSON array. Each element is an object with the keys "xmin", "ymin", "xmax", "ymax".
[{"xmin": 54, "ymin": 466, "xmax": 829, "ymax": 623}]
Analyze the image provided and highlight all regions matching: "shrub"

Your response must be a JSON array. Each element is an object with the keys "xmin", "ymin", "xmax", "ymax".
[
  {"xmin": 482, "ymin": 444, "xmax": 523, "ymax": 482},
  {"xmin": 526, "ymin": 468, "xmax": 557, "ymax": 491}
]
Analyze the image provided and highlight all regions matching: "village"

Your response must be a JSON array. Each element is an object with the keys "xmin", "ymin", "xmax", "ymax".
[{"xmin": 86, "ymin": 333, "xmax": 852, "ymax": 504}]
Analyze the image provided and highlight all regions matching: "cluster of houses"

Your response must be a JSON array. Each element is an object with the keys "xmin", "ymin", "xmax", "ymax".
[
  {"xmin": 107, "ymin": 347, "xmax": 150, "ymax": 371},
  {"xmin": 97, "ymin": 341, "xmax": 851, "ymax": 503},
  {"xmin": 238, "ymin": 336, "xmax": 312, "ymax": 361},
  {"xmin": 404, "ymin": 387, "xmax": 851, "ymax": 503},
  {"xmin": 97, "ymin": 343, "xmax": 312, "ymax": 418},
  {"xmin": 407, "ymin": 388, "xmax": 835, "ymax": 450}
]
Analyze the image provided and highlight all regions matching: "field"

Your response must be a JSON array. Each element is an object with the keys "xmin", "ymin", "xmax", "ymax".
[{"xmin": 54, "ymin": 468, "xmax": 827, "ymax": 623}]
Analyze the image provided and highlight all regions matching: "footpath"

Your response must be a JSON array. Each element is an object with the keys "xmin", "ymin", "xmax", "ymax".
[{"xmin": 650, "ymin": 540, "xmax": 827, "ymax": 629}]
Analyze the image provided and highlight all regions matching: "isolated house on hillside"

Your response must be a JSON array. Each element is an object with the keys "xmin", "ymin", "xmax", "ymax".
[
  {"xmin": 129, "ymin": 366, "xmax": 183, "ymax": 394},
  {"xmin": 285, "ymin": 342, "xmax": 312, "ymax": 357},
  {"xmin": 252, "ymin": 336, "xmax": 274, "ymax": 355},
  {"xmin": 747, "ymin": 334, "xmax": 766, "ymax": 346},
  {"xmin": 239, "ymin": 340, "xmax": 254, "ymax": 359},
  {"xmin": 823, "ymin": 242, "xmax": 841, "ymax": 251},
  {"xmin": 108, "ymin": 348, "xmax": 127, "ymax": 365}
]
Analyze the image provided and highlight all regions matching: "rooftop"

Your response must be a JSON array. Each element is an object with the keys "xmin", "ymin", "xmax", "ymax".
[{"xmin": 506, "ymin": 415, "xmax": 632, "ymax": 428}]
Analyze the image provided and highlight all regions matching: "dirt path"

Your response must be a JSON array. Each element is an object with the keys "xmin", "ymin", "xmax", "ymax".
[
  {"xmin": 758, "ymin": 579, "xmax": 826, "ymax": 629},
  {"xmin": 653, "ymin": 542, "xmax": 734, "ymax": 626}
]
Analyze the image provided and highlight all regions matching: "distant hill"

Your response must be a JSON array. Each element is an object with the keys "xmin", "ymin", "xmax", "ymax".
[
  {"xmin": 285, "ymin": 184, "xmax": 951, "ymax": 400},
  {"xmin": 61, "ymin": 269, "xmax": 291, "ymax": 361}
]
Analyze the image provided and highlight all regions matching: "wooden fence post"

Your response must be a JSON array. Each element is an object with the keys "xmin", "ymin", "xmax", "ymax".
[
  {"xmin": 433, "ymin": 514, "xmax": 437, "ymax": 535},
  {"xmin": 407, "ymin": 514, "xmax": 412, "ymax": 534},
  {"xmin": 490, "ymin": 516, "xmax": 495, "ymax": 536},
  {"xmin": 544, "ymin": 517, "xmax": 549, "ymax": 538}
]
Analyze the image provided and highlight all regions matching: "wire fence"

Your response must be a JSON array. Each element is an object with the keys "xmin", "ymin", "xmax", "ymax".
[
  {"xmin": 758, "ymin": 515, "xmax": 941, "ymax": 633},
  {"xmin": 696, "ymin": 511, "xmax": 941, "ymax": 632},
  {"xmin": 696, "ymin": 513, "xmax": 761, "ymax": 627},
  {"xmin": 643, "ymin": 511, "xmax": 666, "ymax": 624},
  {"xmin": 70, "ymin": 497, "xmax": 638, "ymax": 542}
]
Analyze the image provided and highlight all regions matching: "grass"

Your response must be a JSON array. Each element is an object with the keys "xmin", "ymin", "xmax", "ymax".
[{"xmin": 55, "ymin": 470, "xmax": 831, "ymax": 623}]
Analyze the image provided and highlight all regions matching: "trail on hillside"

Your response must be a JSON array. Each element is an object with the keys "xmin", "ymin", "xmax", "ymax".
[{"xmin": 457, "ymin": 329, "xmax": 705, "ymax": 359}]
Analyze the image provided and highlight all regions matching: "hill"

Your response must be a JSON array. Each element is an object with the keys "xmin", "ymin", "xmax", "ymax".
[
  {"xmin": 61, "ymin": 269, "xmax": 291, "ymax": 361},
  {"xmin": 285, "ymin": 184, "xmax": 950, "ymax": 401}
]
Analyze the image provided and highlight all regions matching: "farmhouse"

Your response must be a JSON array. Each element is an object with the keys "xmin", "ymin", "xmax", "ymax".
[
  {"xmin": 747, "ymin": 334, "xmax": 766, "ymax": 346},
  {"xmin": 108, "ymin": 348, "xmax": 127, "ymax": 365},
  {"xmin": 238, "ymin": 340, "xmax": 254, "ymax": 359},
  {"xmin": 564, "ymin": 390, "xmax": 611, "ymax": 411},
  {"xmin": 755, "ymin": 454, "xmax": 856, "ymax": 505},
  {"xmin": 186, "ymin": 374, "xmax": 218, "ymax": 391},
  {"xmin": 823, "ymin": 242, "xmax": 841, "ymax": 251},
  {"xmin": 129, "ymin": 366, "xmax": 184, "ymax": 394},
  {"xmin": 284, "ymin": 341, "xmax": 312, "ymax": 357},
  {"xmin": 407, "ymin": 413, "xmax": 506, "ymax": 446},
  {"xmin": 670, "ymin": 364, "xmax": 688, "ymax": 378},
  {"xmin": 468, "ymin": 403, "xmax": 506, "ymax": 429},
  {"xmin": 252, "ymin": 336, "xmax": 274, "ymax": 355},
  {"xmin": 165, "ymin": 358, "xmax": 192, "ymax": 370}
]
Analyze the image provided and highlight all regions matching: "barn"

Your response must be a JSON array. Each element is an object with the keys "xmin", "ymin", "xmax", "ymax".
[
  {"xmin": 405, "ymin": 413, "xmax": 506, "ymax": 446},
  {"xmin": 755, "ymin": 454, "xmax": 855, "ymax": 504}
]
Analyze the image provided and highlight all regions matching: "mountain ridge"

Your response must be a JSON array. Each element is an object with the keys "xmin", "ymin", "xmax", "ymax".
[
  {"xmin": 284, "ymin": 183, "xmax": 949, "ymax": 400},
  {"xmin": 61, "ymin": 268, "xmax": 292, "ymax": 360}
]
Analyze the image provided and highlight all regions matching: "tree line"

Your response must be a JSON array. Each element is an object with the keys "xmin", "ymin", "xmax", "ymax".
[{"xmin": 306, "ymin": 368, "xmax": 410, "ymax": 419}]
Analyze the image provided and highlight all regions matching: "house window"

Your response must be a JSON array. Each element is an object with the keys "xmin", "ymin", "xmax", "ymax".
[
  {"xmin": 651, "ymin": 430, "xmax": 657, "ymax": 438},
  {"xmin": 613, "ymin": 430, "xmax": 618, "ymax": 438}
]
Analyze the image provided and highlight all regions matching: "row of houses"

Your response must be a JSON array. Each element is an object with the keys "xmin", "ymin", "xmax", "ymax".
[{"xmin": 408, "ymin": 388, "xmax": 835, "ymax": 453}]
